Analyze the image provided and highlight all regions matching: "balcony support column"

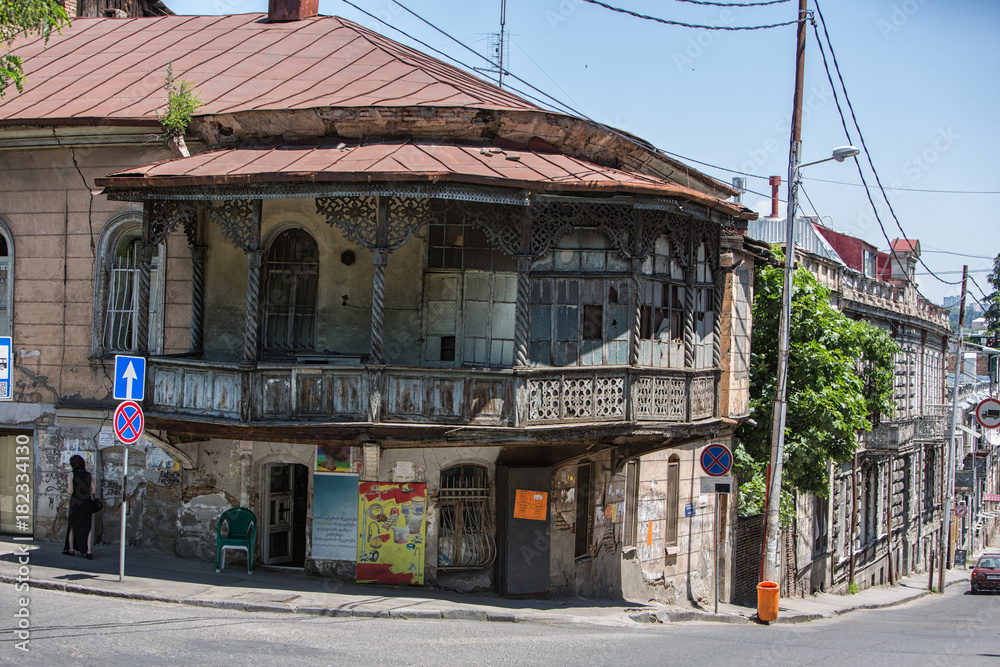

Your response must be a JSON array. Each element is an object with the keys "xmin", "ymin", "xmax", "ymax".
[
  {"xmin": 190, "ymin": 245, "xmax": 207, "ymax": 355},
  {"xmin": 514, "ymin": 255, "xmax": 532, "ymax": 368},
  {"xmin": 370, "ymin": 248, "xmax": 388, "ymax": 365},
  {"xmin": 629, "ymin": 259, "xmax": 642, "ymax": 366}
]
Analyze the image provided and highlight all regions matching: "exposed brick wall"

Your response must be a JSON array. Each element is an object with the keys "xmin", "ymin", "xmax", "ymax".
[{"xmin": 733, "ymin": 513, "xmax": 764, "ymax": 607}]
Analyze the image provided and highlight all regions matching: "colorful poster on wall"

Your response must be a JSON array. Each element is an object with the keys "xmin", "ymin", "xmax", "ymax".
[
  {"xmin": 316, "ymin": 444, "xmax": 360, "ymax": 474},
  {"xmin": 356, "ymin": 482, "xmax": 427, "ymax": 585},
  {"xmin": 312, "ymin": 473, "xmax": 359, "ymax": 561}
]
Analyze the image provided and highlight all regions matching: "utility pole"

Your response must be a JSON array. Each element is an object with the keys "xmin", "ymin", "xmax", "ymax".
[
  {"xmin": 762, "ymin": 0, "xmax": 808, "ymax": 585},
  {"xmin": 940, "ymin": 264, "xmax": 967, "ymax": 592}
]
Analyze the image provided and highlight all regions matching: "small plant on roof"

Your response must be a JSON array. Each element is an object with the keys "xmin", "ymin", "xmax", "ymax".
[{"xmin": 158, "ymin": 63, "xmax": 202, "ymax": 157}]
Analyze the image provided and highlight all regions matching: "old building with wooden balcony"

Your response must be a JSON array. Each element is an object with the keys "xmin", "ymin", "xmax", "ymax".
[
  {"xmin": 0, "ymin": 5, "xmax": 760, "ymax": 602},
  {"xmin": 749, "ymin": 216, "xmax": 950, "ymax": 596}
]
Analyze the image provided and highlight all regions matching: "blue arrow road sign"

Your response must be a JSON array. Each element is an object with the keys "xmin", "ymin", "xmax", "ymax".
[{"xmin": 113, "ymin": 355, "xmax": 146, "ymax": 401}]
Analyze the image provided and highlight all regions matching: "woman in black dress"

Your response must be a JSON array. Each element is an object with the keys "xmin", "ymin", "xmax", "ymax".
[{"xmin": 63, "ymin": 455, "xmax": 95, "ymax": 559}]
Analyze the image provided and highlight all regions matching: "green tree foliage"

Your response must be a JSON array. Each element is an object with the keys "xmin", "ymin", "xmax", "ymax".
[
  {"xmin": 736, "ymin": 255, "xmax": 898, "ymax": 510},
  {"xmin": 985, "ymin": 253, "xmax": 1000, "ymax": 339},
  {"xmin": 1, "ymin": 0, "xmax": 68, "ymax": 97}
]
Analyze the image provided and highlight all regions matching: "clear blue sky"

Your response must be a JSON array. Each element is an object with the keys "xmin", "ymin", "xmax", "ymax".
[{"xmin": 166, "ymin": 0, "xmax": 999, "ymax": 307}]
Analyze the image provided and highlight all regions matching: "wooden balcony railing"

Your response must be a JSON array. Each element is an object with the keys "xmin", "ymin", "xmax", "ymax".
[{"xmin": 147, "ymin": 358, "xmax": 720, "ymax": 428}]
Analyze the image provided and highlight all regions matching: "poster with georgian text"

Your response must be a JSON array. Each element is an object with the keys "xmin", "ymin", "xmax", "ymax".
[
  {"xmin": 312, "ymin": 473, "xmax": 359, "ymax": 561},
  {"xmin": 356, "ymin": 482, "xmax": 427, "ymax": 585}
]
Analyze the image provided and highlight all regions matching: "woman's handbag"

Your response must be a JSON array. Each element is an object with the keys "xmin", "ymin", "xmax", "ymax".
[{"xmin": 91, "ymin": 495, "xmax": 103, "ymax": 513}]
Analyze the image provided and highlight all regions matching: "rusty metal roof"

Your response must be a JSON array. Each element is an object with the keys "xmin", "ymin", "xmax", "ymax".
[
  {"xmin": 0, "ymin": 13, "xmax": 539, "ymax": 124},
  {"xmin": 96, "ymin": 140, "xmax": 754, "ymax": 218}
]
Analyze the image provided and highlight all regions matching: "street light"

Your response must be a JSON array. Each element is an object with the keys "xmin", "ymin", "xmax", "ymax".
[{"xmin": 761, "ymin": 143, "xmax": 860, "ymax": 585}]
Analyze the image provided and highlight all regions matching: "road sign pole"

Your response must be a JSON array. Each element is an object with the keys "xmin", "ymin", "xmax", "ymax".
[
  {"xmin": 119, "ymin": 443, "xmax": 127, "ymax": 582},
  {"xmin": 715, "ymin": 497, "xmax": 720, "ymax": 615}
]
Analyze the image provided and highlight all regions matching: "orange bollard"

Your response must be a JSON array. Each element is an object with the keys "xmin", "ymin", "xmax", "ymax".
[{"xmin": 757, "ymin": 581, "xmax": 779, "ymax": 622}]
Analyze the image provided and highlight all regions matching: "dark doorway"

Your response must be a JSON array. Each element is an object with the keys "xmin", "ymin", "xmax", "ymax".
[
  {"xmin": 263, "ymin": 463, "xmax": 308, "ymax": 568},
  {"xmin": 496, "ymin": 466, "xmax": 551, "ymax": 598}
]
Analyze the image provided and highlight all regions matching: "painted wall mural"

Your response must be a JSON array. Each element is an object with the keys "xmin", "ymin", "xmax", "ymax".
[
  {"xmin": 356, "ymin": 482, "xmax": 427, "ymax": 585},
  {"xmin": 316, "ymin": 444, "xmax": 360, "ymax": 474},
  {"xmin": 312, "ymin": 473, "xmax": 359, "ymax": 561}
]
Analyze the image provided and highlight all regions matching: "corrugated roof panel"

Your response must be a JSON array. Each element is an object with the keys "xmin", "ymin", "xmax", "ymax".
[{"xmin": 0, "ymin": 14, "xmax": 541, "ymax": 122}]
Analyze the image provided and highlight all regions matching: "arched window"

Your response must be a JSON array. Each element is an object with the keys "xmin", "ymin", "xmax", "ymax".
[
  {"xmin": 0, "ymin": 221, "xmax": 13, "ymax": 337},
  {"xmin": 437, "ymin": 464, "xmax": 494, "ymax": 569},
  {"xmin": 262, "ymin": 228, "xmax": 318, "ymax": 357},
  {"xmin": 94, "ymin": 214, "xmax": 164, "ymax": 356},
  {"xmin": 665, "ymin": 454, "xmax": 680, "ymax": 547}
]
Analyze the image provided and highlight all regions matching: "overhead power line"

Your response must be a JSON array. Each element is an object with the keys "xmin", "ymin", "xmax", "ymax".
[
  {"xmin": 811, "ymin": 3, "xmax": 961, "ymax": 287},
  {"xmin": 674, "ymin": 0, "xmax": 792, "ymax": 6},
  {"xmin": 802, "ymin": 177, "xmax": 1000, "ymax": 195},
  {"xmin": 579, "ymin": 0, "xmax": 801, "ymax": 30}
]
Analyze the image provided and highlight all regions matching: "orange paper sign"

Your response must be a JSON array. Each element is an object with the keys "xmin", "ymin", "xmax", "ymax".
[{"xmin": 513, "ymin": 489, "xmax": 548, "ymax": 521}]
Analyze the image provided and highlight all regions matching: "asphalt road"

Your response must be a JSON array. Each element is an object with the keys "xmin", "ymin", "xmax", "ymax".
[{"xmin": 2, "ymin": 583, "xmax": 998, "ymax": 666}]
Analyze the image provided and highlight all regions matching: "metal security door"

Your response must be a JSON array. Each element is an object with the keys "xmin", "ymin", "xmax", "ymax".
[
  {"xmin": 496, "ymin": 466, "xmax": 550, "ymax": 598},
  {"xmin": 264, "ymin": 465, "xmax": 293, "ymax": 565}
]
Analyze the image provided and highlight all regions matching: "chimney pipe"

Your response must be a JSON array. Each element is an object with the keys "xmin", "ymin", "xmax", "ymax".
[
  {"xmin": 769, "ymin": 176, "xmax": 781, "ymax": 218},
  {"xmin": 268, "ymin": 0, "xmax": 319, "ymax": 22}
]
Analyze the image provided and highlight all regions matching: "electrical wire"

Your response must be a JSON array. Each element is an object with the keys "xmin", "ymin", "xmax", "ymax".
[
  {"xmin": 579, "ymin": 0, "xmax": 801, "ymax": 30},
  {"xmin": 813, "ymin": 1, "xmax": 960, "ymax": 286},
  {"xmin": 338, "ymin": 0, "xmax": 578, "ymax": 116},
  {"xmin": 921, "ymin": 250, "xmax": 996, "ymax": 260},
  {"xmin": 970, "ymin": 275, "xmax": 995, "ymax": 302},
  {"xmin": 673, "ymin": 0, "xmax": 792, "ymax": 6},
  {"xmin": 344, "ymin": 0, "xmax": 754, "ymax": 196},
  {"xmin": 799, "ymin": 183, "xmax": 822, "ymax": 219},
  {"xmin": 801, "ymin": 176, "xmax": 1000, "ymax": 195}
]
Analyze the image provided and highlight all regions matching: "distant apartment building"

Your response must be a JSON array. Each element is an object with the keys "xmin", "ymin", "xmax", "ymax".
[{"xmin": 749, "ymin": 216, "xmax": 950, "ymax": 594}]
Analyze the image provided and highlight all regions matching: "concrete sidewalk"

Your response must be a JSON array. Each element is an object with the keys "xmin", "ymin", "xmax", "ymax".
[{"xmin": 0, "ymin": 538, "xmax": 972, "ymax": 627}]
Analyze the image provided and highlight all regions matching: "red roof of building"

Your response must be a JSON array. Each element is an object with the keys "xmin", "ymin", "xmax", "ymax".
[
  {"xmin": 95, "ymin": 140, "xmax": 754, "ymax": 218},
  {"xmin": 0, "ymin": 13, "xmax": 540, "ymax": 125},
  {"xmin": 890, "ymin": 238, "xmax": 920, "ymax": 253}
]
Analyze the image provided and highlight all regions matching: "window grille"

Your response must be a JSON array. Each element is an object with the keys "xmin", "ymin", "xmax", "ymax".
[
  {"xmin": 0, "ymin": 233, "xmax": 8, "ymax": 338},
  {"xmin": 103, "ymin": 233, "xmax": 158, "ymax": 353},
  {"xmin": 437, "ymin": 465, "xmax": 495, "ymax": 569},
  {"xmin": 262, "ymin": 229, "xmax": 318, "ymax": 357}
]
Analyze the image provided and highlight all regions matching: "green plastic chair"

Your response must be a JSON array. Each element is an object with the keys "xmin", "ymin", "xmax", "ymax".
[{"xmin": 216, "ymin": 507, "xmax": 257, "ymax": 574}]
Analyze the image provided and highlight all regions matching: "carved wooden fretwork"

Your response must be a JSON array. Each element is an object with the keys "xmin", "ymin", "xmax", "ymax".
[
  {"xmin": 527, "ymin": 201, "xmax": 634, "ymax": 259},
  {"xmin": 315, "ymin": 195, "xmax": 434, "ymax": 251},
  {"xmin": 527, "ymin": 378, "xmax": 561, "ymax": 421},
  {"xmin": 210, "ymin": 199, "xmax": 259, "ymax": 252},
  {"xmin": 690, "ymin": 376, "xmax": 715, "ymax": 420},
  {"xmin": 456, "ymin": 201, "xmax": 527, "ymax": 256},
  {"xmin": 593, "ymin": 377, "xmax": 626, "ymax": 418},
  {"xmin": 634, "ymin": 376, "xmax": 686, "ymax": 421},
  {"xmin": 146, "ymin": 200, "xmax": 198, "ymax": 247},
  {"xmin": 634, "ymin": 209, "xmax": 689, "ymax": 261},
  {"xmin": 526, "ymin": 374, "xmax": 626, "ymax": 421}
]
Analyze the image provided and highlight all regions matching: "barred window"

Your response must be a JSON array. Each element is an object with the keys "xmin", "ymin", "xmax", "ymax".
[
  {"xmin": 574, "ymin": 462, "xmax": 593, "ymax": 558},
  {"xmin": 438, "ymin": 465, "xmax": 495, "ymax": 569},
  {"xmin": 0, "ymin": 226, "xmax": 11, "ymax": 337},
  {"xmin": 100, "ymin": 225, "xmax": 162, "ymax": 354},
  {"xmin": 262, "ymin": 228, "xmax": 318, "ymax": 357}
]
